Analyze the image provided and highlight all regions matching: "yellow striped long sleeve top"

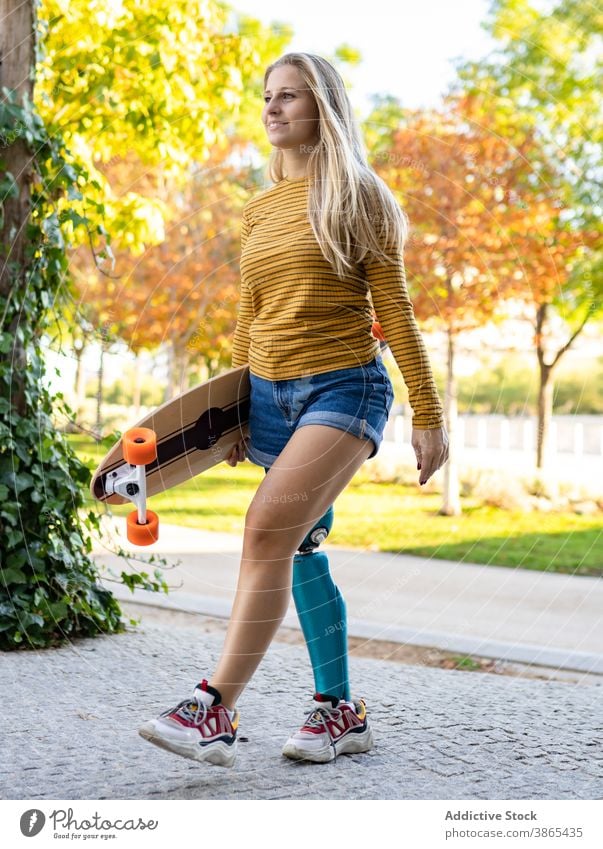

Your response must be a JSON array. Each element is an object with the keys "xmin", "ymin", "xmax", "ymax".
[{"xmin": 231, "ymin": 176, "xmax": 444, "ymax": 429}]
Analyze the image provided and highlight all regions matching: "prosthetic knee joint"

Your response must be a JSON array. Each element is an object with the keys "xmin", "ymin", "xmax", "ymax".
[{"xmin": 295, "ymin": 505, "xmax": 333, "ymax": 555}]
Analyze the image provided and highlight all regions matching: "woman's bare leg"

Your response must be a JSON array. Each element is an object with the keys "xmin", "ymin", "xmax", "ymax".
[{"xmin": 210, "ymin": 424, "xmax": 374, "ymax": 711}]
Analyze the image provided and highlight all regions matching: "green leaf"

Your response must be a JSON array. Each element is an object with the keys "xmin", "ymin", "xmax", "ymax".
[
  {"xmin": 20, "ymin": 612, "xmax": 45, "ymax": 629},
  {"xmin": 5, "ymin": 529, "xmax": 24, "ymax": 549},
  {"xmin": 45, "ymin": 600, "xmax": 69, "ymax": 620},
  {"xmin": 1, "ymin": 567, "xmax": 27, "ymax": 585}
]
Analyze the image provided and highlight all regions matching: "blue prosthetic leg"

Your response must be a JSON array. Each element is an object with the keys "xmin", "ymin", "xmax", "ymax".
[{"xmin": 262, "ymin": 467, "xmax": 350, "ymax": 702}]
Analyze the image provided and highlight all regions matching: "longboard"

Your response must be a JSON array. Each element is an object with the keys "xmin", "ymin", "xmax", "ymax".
[{"xmin": 90, "ymin": 364, "xmax": 250, "ymax": 545}]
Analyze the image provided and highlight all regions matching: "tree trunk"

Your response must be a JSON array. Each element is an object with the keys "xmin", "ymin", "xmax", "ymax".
[
  {"xmin": 94, "ymin": 342, "xmax": 104, "ymax": 437},
  {"xmin": 535, "ymin": 303, "xmax": 551, "ymax": 470},
  {"xmin": 177, "ymin": 345, "xmax": 190, "ymax": 393},
  {"xmin": 536, "ymin": 360, "xmax": 553, "ymax": 469},
  {"xmin": 73, "ymin": 340, "xmax": 87, "ymax": 422},
  {"xmin": 440, "ymin": 327, "xmax": 461, "ymax": 516},
  {"xmin": 164, "ymin": 340, "xmax": 174, "ymax": 403},
  {"xmin": 132, "ymin": 350, "xmax": 142, "ymax": 416},
  {"xmin": 534, "ymin": 301, "xmax": 591, "ymax": 470},
  {"xmin": 163, "ymin": 341, "xmax": 190, "ymax": 398},
  {"xmin": 0, "ymin": 0, "xmax": 34, "ymax": 417}
]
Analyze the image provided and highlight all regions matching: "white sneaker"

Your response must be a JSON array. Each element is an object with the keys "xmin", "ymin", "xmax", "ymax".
[
  {"xmin": 138, "ymin": 679, "xmax": 239, "ymax": 768},
  {"xmin": 282, "ymin": 692, "xmax": 374, "ymax": 763}
]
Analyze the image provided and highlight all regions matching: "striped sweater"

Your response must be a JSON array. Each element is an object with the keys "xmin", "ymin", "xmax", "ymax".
[{"xmin": 231, "ymin": 176, "xmax": 444, "ymax": 429}]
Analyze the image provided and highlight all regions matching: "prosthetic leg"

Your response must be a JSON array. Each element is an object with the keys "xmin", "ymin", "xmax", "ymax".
[{"xmin": 263, "ymin": 467, "xmax": 351, "ymax": 702}]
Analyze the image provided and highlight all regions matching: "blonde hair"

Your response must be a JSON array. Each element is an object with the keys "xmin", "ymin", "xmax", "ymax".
[{"xmin": 264, "ymin": 52, "xmax": 409, "ymax": 279}]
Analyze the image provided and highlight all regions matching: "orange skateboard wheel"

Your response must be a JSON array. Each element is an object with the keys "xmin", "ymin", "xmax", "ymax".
[
  {"xmin": 371, "ymin": 320, "xmax": 386, "ymax": 342},
  {"xmin": 126, "ymin": 510, "xmax": 159, "ymax": 546},
  {"xmin": 123, "ymin": 427, "xmax": 157, "ymax": 465}
]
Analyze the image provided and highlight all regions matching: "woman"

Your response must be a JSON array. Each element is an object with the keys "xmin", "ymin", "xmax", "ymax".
[{"xmin": 139, "ymin": 52, "xmax": 448, "ymax": 768}]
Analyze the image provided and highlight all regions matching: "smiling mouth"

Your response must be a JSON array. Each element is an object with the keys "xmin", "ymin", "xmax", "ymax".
[{"xmin": 268, "ymin": 122, "xmax": 288, "ymax": 129}]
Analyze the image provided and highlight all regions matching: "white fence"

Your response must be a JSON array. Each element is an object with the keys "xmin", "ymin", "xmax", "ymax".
[
  {"xmin": 377, "ymin": 413, "xmax": 603, "ymax": 488},
  {"xmin": 384, "ymin": 413, "xmax": 603, "ymax": 458}
]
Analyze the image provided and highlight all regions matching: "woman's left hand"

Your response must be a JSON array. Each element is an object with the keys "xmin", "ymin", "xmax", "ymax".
[
  {"xmin": 411, "ymin": 426, "xmax": 449, "ymax": 486},
  {"xmin": 225, "ymin": 436, "xmax": 249, "ymax": 467}
]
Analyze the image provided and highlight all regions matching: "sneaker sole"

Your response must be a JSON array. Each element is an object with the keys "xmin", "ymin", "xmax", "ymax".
[
  {"xmin": 138, "ymin": 722, "xmax": 237, "ymax": 768},
  {"xmin": 282, "ymin": 724, "xmax": 374, "ymax": 763}
]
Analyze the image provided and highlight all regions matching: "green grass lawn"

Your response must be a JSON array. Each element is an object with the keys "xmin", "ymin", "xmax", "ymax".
[{"xmin": 72, "ymin": 435, "xmax": 602, "ymax": 576}]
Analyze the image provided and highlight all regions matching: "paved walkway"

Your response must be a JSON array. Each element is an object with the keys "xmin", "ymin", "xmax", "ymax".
[
  {"xmin": 92, "ymin": 518, "xmax": 603, "ymax": 675},
  {"xmin": 1, "ymin": 618, "xmax": 601, "ymax": 800}
]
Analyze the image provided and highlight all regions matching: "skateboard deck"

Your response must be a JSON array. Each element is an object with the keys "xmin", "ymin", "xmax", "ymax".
[{"xmin": 90, "ymin": 365, "xmax": 250, "ymax": 541}]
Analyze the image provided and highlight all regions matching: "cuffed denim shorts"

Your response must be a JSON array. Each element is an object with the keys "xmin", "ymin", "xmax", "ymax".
[{"xmin": 246, "ymin": 355, "xmax": 394, "ymax": 468}]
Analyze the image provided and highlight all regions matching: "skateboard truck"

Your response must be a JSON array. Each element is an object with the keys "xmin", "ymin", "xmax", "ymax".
[{"xmin": 106, "ymin": 427, "xmax": 159, "ymax": 546}]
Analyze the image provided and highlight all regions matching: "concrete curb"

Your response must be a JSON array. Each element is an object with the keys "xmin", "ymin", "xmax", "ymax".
[{"xmin": 105, "ymin": 581, "xmax": 603, "ymax": 676}]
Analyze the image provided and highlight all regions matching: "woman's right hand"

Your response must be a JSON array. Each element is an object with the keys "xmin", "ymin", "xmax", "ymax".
[{"xmin": 225, "ymin": 436, "xmax": 249, "ymax": 467}]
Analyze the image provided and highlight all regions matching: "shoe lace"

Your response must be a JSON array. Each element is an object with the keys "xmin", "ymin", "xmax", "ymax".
[
  {"xmin": 304, "ymin": 705, "xmax": 344, "ymax": 760},
  {"xmin": 165, "ymin": 697, "xmax": 211, "ymax": 727}
]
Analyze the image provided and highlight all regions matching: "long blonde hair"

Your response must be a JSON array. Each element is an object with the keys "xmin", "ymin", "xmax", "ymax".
[{"xmin": 264, "ymin": 52, "xmax": 409, "ymax": 279}]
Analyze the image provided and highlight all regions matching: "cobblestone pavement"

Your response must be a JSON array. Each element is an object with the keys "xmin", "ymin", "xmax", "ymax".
[{"xmin": 1, "ymin": 620, "xmax": 602, "ymax": 801}]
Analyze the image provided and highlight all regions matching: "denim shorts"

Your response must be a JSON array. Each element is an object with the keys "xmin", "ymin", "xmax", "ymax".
[{"xmin": 246, "ymin": 355, "xmax": 394, "ymax": 468}]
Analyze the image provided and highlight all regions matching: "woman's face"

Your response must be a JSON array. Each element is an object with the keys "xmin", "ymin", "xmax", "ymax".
[{"xmin": 262, "ymin": 65, "xmax": 320, "ymax": 150}]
